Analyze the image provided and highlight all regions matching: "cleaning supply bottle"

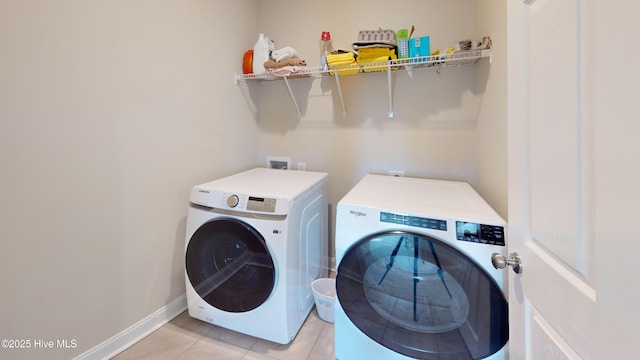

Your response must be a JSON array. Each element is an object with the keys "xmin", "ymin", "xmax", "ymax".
[
  {"xmin": 252, "ymin": 33, "xmax": 272, "ymax": 75},
  {"xmin": 319, "ymin": 31, "xmax": 334, "ymax": 74},
  {"xmin": 397, "ymin": 29, "xmax": 409, "ymax": 59}
]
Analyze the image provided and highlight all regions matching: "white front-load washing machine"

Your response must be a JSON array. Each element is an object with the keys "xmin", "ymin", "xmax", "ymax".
[
  {"xmin": 185, "ymin": 168, "xmax": 328, "ymax": 344},
  {"xmin": 335, "ymin": 174, "xmax": 508, "ymax": 360}
]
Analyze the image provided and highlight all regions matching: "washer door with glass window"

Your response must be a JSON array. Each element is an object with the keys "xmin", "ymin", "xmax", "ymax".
[
  {"xmin": 336, "ymin": 231, "xmax": 508, "ymax": 360},
  {"xmin": 186, "ymin": 218, "xmax": 275, "ymax": 313}
]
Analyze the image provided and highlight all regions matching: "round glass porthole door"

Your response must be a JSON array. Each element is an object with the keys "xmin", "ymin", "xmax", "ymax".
[
  {"xmin": 336, "ymin": 231, "xmax": 508, "ymax": 360},
  {"xmin": 186, "ymin": 218, "xmax": 275, "ymax": 313}
]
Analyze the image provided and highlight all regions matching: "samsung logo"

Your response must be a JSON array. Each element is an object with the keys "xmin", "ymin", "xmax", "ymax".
[
  {"xmin": 198, "ymin": 189, "xmax": 210, "ymax": 194},
  {"xmin": 349, "ymin": 210, "xmax": 367, "ymax": 217}
]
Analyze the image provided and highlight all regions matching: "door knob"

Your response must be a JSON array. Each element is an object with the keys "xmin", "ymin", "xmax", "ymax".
[{"xmin": 492, "ymin": 252, "xmax": 523, "ymax": 274}]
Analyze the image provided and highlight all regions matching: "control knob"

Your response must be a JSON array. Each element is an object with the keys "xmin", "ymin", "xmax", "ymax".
[{"xmin": 227, "ymin": 194, "xmax": 239, "ymax": 208}]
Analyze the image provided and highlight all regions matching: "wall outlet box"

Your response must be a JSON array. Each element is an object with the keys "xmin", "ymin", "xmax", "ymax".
[{"xmin": 267, "ymin": 156, "xmax": 291, "ymax": 170}]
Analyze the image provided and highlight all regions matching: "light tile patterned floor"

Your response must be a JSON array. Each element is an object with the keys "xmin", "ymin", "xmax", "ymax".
[{"xmin": 111, "ymin": 309, "xmax": 335, "ymax": 360}]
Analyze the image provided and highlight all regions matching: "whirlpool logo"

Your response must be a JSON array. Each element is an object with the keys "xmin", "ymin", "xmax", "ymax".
[{"xmin": 349, "ymin": 210, "xmax": 367, "ymax": 217}]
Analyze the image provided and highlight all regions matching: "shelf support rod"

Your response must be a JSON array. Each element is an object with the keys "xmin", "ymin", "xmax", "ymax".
[
  {"xmin": 282, "ymin": 76, "xmax": 302, "ymax": 117},
  {"xmin": 333, "ymin": 71, "xmax": 347, "ymax": 118},
  {"xmin": 387, "ymin": 61, "xmax": 394, "ymax": 118}
]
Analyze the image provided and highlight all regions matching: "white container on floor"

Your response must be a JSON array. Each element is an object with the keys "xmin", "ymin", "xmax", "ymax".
[{"xmin": 311, "ymin": 278, "xmax": 336, "ymax": 323}]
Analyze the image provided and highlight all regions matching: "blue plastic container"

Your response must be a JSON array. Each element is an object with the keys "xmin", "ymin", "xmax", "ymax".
[{"xmin": 409, "ymin": 36, "xmax": 431, "ymax": 58}]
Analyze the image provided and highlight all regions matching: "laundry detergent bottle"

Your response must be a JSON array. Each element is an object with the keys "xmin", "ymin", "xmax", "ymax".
[{"xmin": 252, "ymin": 33, "xmax": 272, "ymax": 75}]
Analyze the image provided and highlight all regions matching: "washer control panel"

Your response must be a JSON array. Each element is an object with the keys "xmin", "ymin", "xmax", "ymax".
[
  {"xmin": 456, "ymin": 221, "xmax": 505, "ymax": 246},
  {"xmin": 380, "ymin": 212, "xmax": 447, "ymax": 231}
]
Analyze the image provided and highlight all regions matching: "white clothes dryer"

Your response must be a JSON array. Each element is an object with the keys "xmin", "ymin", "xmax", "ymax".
[
  {"xmin": 185, "ymin": 168, "xmax": 328, "ymax": 344},
  {"xmin": 335, "ymin": 174, "xmax": 508, "ymax": 360}
]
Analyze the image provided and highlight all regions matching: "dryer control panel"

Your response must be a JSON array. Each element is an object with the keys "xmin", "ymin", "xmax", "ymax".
[
  {"xmin": 246, "ymin": 196, "xmax": 277, "ymax": 213},
  {"xmin": 456, "ymin": 221, "xmax": 505, "ymax": 246},
  {"xmin": 222, "ymin": 194, "xmax": 278, "ymax": 213},
  {"xmin": 190, "ymin": 187, "xmax": 288, "ymax": 215}
]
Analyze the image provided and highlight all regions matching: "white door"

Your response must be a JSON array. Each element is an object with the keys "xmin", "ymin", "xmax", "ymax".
[{"xmin": 507, "ymin": 0, "xmax": 640, "ymax": 358}]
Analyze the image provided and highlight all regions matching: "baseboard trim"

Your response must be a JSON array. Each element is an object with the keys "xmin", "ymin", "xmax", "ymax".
[{"xmin": 72, "ymin": 294, "xmax": 187, "ymax": 360}]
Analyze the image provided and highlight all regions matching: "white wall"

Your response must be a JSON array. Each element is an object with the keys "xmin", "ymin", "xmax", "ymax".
[
  {"xmin": 475, "ymin": 0, "xmax": 508, "ymax": 218},
  {"xmin": 0, "ymin": 1, "xmax": 259, "ymax": 359},
  {"xmin": 252, "ymin": 0, "xmax": 508, "ymax": 261}
]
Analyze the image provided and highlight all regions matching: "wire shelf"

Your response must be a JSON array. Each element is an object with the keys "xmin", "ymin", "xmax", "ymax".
[
  {"xmin": 235, "ymin": 49, "xmax": 491, "ymax": 81},
  {"xmin": 234, "ymin": 48, "xmax": 491, "ymax": 118}
]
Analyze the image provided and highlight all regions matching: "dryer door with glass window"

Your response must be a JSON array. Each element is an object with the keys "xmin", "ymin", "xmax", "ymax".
[
  {"xmin": 336, "ymin": 231, "xmax": 508, "ymax": 359},
  {"xmin": 185, "ymin": 218, "xmax": 275, "ymax": 312}
]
